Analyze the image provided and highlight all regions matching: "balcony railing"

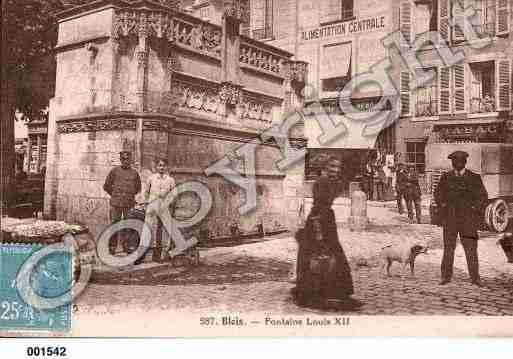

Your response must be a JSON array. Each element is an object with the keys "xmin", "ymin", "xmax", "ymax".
[
  {"xmin": 416, "ymin": 99, "xmax": 438, "ymax": 117},
  {"xmin": 470, "ymin": 96, "xmax": 496, "ymax": 113},
  {"xmin": 415, "ymin": 86, "xmax": 438, "ymax": 117},
  {"xmin": 473, "ymin": 22, "xmax": 496, "ymax": 36}
]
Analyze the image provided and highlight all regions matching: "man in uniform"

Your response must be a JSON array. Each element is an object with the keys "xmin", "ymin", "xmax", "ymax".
[
  {"xmin": 103, "ymin": 151, "xmax": 142, "ymax": 255},
  {"xmin": 434, "ymin": 151, "xmax": 488, "ymax": 286}
]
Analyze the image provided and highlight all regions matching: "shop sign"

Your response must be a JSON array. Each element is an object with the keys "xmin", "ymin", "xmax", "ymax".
[
  {"xmin": 301, "ymin": 16, "xmax": 387, "ymax": 41},
  {"xmin": 436, "ymin": 123, "xmax": 504, "ymax": 142},
  {"xmin": 320, "ymin": 97, "xmax": 392, "ymax": 114}
]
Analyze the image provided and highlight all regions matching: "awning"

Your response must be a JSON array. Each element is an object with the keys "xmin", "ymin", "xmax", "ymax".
[{"xmin": 320, "ymin": 42, "xmax": 351, "ymax": 80}]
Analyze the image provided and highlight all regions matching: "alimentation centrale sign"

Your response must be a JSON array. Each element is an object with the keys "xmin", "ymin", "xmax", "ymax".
[{"xmin": 301, "ymin": 16, "xmax": 387, "ymax": 41}]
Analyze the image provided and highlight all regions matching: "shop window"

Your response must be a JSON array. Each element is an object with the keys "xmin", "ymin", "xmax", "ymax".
[
  {"xmin": 415, "ymin": 67, "xmax": 439, "ymax": 116},
  {"xmin": 321, "ymin": 0, "xmax": 354, "ymax": 25},
  {"xmin": 469, "ymin": 61, "xmax": 496, "ymax": 113},
  {"xmin": 252, "ymin": 0, "xmax": 273, "ymax": 40},
  {"xmin": 406, "ymin": 141, "xmax": 426, "ymax": 173}
]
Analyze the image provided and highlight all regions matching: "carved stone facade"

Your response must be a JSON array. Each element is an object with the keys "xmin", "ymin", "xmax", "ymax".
[
  {"xmin": 237, "ymin": 94, "xmax": 275, "ymax": 124},
  {"xmin": 285, "ymin": 60, "xmax": 308, "ymax": 85},
  {"xmin": 113, "ymin": 9, "xmax": 175, "ymax": 42},
  {"xmin": 222, "ymin": 0, "xmax": 250, "ymax": 23},
  {"xmin": 174, "ymin": 18, "xmax": 222, "ymax": 57},
  {"xmin": 219, "ymin": 81, "xmax": 243, "ymax": 106},
  {"xmin": 239, "ymin": 42, "xmax": 284, "ymax": 75},
  {"xmin": 47, "ymin": 1, "xmax": 304, "ymax": 239},
  {"xmin": 57, "ymin": 118, "xmax": 137, "ymax": 134}
]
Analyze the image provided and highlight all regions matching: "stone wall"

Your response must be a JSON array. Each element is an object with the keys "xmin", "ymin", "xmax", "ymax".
[{"xmin": 45, "ymin": 1, "xmax": 306, "ymax": 241}]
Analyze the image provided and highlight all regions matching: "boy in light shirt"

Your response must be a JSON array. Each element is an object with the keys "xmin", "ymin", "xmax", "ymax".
[{"xmin": 144, "ymin": 158, "xmax": 176, "ymax": 263}]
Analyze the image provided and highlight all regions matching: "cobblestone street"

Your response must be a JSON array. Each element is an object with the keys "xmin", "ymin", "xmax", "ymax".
[{"xmin": 74, "ymin": 203, "xmax": 513, "ymax": 320}]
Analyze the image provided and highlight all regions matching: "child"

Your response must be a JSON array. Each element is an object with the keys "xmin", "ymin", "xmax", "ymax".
[{"xmin": 144, "ymin": 159, "xmax": 176, "ymax": 262}]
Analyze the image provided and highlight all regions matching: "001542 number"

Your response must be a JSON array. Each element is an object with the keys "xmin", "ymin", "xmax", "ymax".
[{"xmin": 27, "ymin": 347, "xmax": 67, "ymax": 357}]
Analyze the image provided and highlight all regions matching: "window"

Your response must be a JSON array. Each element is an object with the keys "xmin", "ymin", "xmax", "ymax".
[
  {"xmin": 322, "ymin": 76, "xmax": 351, "ymax": 92},
  {"xmin": 413, "ymin": 0, "xmax": 438, "ymax": 36},
  {"xmin": 321, "ymin": 0, "xmax": 354, "ymax": 25},
  {"xmin": 252, "ymin": 0, "xmax": 273, "ymax": 40},
  {"xmin": 415, "ymin": 67, "xmax": 438, "ymax": 116},
  {"xmin": 406, "ymin": 141, "xmax": 426, "ymax": 173},
  {"xmin": 471, "ymin": 0, "xmax": 497, "ymax": 36},
  {"xmin": 320, "ymin": 42, "xmax": 352, "ymax": 93},
  {"xmin": 469, "ymin": 61, "xmax": 496, "ymax": 113}
]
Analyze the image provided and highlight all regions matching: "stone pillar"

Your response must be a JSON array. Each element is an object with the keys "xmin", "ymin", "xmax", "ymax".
[
  {"xmin": 220, "ymin": 1, "xmax": 244, "ymax": 118},
  {"xmin": 348, "ymin": 181, "xmax": 369, "ymax": 231},
  {"xmin": 43, "ymin": 97, "xmax": 61, "ymax": 219},
  {"xmin": 284, "ymin": 60, "xmax": 308, "ymax": 111},
  {"xmin": 26, "ymin": 135, "xmax": 32, "ymax": 173},
  {"xmin": 36, "ymin": 135, "xmax": 42, "ymax": 173},
  {"xmin": 135, "ymin": 13, "xmax": 149, "ymax": 113}
]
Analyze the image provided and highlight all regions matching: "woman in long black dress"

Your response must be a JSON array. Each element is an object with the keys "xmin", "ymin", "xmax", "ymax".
[{"xmin": 293, "ymin": 156, "xmax": 362, "ymax": 310}]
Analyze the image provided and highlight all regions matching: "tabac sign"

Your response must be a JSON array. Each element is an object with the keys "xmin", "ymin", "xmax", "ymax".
[{"xmin": 301, "ymin": 16, "xmax": 387, "ymax": 41}]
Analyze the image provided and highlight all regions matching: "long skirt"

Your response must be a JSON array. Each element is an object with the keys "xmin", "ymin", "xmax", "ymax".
[{"xmin": 294, "ymin": 207, "xmax": 354, "ymax": 307}]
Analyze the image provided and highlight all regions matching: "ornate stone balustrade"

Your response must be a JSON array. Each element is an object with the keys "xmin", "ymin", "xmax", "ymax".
[
  {"xmin": 113, "ymin": 6, "xmax": 222, "ymax": 59},
  {"xmin": 239, "ymin": 37, "xmax": 290, "ymax": 77},
  {"xmin": 172, "ymin": 15, "xmax": 222, "ymax": 58},
  {"xmin": 284, "ymin": 60, "xmax": 308, "ymax": 85}
]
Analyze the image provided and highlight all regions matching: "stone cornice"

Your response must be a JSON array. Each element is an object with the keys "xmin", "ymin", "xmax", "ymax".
[
  {"xmin": 55, "ymin": 111, "xmax": 306, "ymax": 147},
  {"xmin": 56, "ymin": 0, "xmax": 175, "ymax": 21},
  {"xmin": 54, "ymin": 35, "xmax": 110, "ymax": 54}
]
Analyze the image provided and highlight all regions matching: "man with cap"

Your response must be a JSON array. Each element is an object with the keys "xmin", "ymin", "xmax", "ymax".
[
  {"xmin": 434, "ymin": 150, "xmax": 488, "ymax": 286},
  {"xmin": 104, "ymin": 151, "xmax": 142, "ymax": 254}
]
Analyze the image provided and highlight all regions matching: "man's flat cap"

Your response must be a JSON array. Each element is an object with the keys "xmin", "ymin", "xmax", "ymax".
[
  {"xmin": 448, "ymin": 150, "xmax": 469, "ymax": 160},
  {"xmin": 119, "ymin": 150, "xmax": 132, "ymax": 156}
]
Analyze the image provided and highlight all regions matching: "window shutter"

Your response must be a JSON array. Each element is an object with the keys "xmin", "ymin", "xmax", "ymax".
[
  {"xmin": 439, "ymin": 66, "xmax": 452, "ymax": 114},
  {"xmin": 321, "ymin": 0, "xmax": 341, "ymax": 24},
  {"xmin": 496, "ymin": 59, "xmax": 512, "ymax": 111},
  {"xmin": 453, "ymin": 63, "xmax": 467, "ymax": 113},
  {"xmin": 439, "ymin": 0, "xmax": 451, "ymax": 42},
  {"xmin": 452, "ymin": 0, "xmax": 466, "ymax": 42},
  {"xmin": 400, "ymin": 0, "xmax": 414, "ymax": 46},
  {"xmin": 496, "ymin": 0, "xmax": 510, "ymax": 36},
  {"xmin": 400, "ymin": 71, "xmax": 412, "ymax": 116}
]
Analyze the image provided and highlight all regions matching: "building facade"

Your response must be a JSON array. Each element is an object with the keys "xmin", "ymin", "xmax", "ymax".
[
  {"xmin": 44, "ymin": 0, "xmax": 308, "ymax": 239},
  {"xmin": 395, "ymin": 0, "xmax": 512, "ymax": 184},
  {"xmin": 237, "ymin": 0, "xmax": 399, "ymax": 196},
  {"xmin": 231, "ymin": 0, "xmax": 513, "ymax": 195}
]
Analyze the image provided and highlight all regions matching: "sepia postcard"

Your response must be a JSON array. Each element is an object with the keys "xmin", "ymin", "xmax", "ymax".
[{"xmin": 1, "ymin": 0, "xmax": 513, "ymax": 338}]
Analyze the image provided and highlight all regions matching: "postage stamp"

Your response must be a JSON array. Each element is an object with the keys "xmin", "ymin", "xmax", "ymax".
[{"xmin": 0, "ymin": 243, "xmax": 72, "ymax": 334}]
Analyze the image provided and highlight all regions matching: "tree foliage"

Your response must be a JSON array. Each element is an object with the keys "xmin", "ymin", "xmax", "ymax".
[{"xmin": 2, "ymin": 0, "xmax": 92, "ymax": 118}]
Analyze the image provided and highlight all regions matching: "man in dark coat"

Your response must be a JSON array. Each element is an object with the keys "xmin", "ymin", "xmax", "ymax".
[
  {"xmin": 404, "ymin": 164, "xmax": 422, "ymax": 224},
  {"xmin": 104, "ymin": 151, "xmax": 142, "ymax": 254},
  {"xmin": 434, "ymin": 151, "xmax": 488, "ymax": 286}
]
